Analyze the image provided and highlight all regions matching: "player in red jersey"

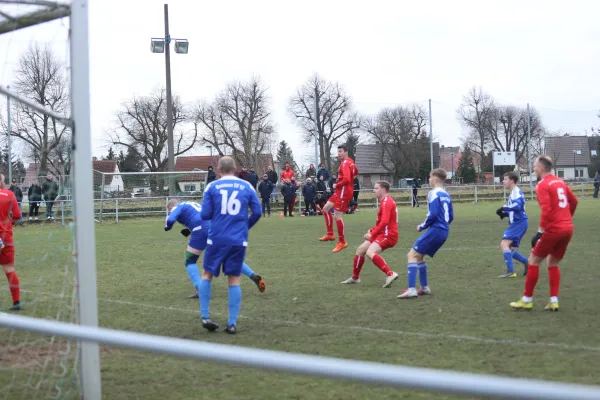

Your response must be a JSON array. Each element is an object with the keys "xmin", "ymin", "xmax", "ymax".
[
  {"xmin": 0, "ymin": 174, "xmax": 23, "ymax": 311},
  {"xmin": 341, "ymin": 181, "xmax": 399, "ymax": 287},
  {"xmin": 318, "ymin": 143, "xmax": 358, "ymax": 252},
  {"xmin": 510, "ymin": 155, "xmax": 577, "ymax": 312}
]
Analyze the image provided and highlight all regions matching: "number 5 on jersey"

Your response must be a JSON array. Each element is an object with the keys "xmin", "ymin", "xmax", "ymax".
[
  {"xmin": 220, "ymin": 190, "xmax": 241, "ymax": 215},
  {"xmin": 557, "ymin": 187, "xmax": 567, "ymax": 208}
]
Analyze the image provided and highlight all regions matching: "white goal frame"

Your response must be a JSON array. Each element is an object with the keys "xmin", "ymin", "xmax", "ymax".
[{"xmin": 2, "ymin": 2, "xmax": 600, "ymax": 400}]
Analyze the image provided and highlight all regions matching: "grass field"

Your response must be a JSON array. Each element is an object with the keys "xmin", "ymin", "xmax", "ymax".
[{"xmin": 2, "ymin": 200, "xmax": 600, "ymax": 399}]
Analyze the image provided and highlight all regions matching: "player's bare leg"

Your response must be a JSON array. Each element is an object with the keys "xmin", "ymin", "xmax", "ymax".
[
  {"xmin": 186, "ymin": 246, "xmax": 202, "ymax": 299},
  {"xmin": 225, "ymin": 275, "xmax": 242, "ymax": 334},
  {"xmin": 398, "ymin": 249, "xmax": 430, "ymax": 299},
  {"xmin": 199, "ymin": 270, "xmax": 219, "ymax": 331},
  {"xmin": 544, "ymin": 254, "xmax": 561, "ymax": 311},
  {"xmin": 341, "ymin": 241, "xmax": 370, "ymax": 284},
  {"xmin": 319, "ymin": 201, "xmax": 336, "ymax": 241},
  {"xmin": 499, "ymin": 239, "xmax": 517, "ymax": 278},
  {"xmin": 332, "ymin": 210, "xmax": 348, "ymax": 253},
  {"xmin": 510, "ymin": 252, "xmax": 544, "ymax": 310},
  {"xmin": 365, "ymin": 243, "xmax": 398, "ymax": 288}
]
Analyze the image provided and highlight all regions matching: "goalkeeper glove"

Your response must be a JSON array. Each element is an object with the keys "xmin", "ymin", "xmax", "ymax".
[
  {"xmin": 180, "ymin": 228, "xmax": 191, "ymax": 237},
  {"xmin": 531, "ymin": 232, "xmax": 542, "ymax": 248},
  {"xmin": 496, "ymin": 207, "xmax": 507, "ymax": 220}
]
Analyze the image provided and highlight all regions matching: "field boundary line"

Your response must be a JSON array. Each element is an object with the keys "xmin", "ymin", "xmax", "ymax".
[{"xmin": 20, "ymin": 290, "xmax": 600, "ymax": 353}]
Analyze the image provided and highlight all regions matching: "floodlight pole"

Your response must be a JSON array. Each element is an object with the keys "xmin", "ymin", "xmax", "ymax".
[
  {"xmin": 6, "ymin": 85, "xmax": 11, "ymax": 183},
  {"xmin": 527, "ymin": 103, "xmax": 534, "ymax": 199},
  {"xmin": 163, "ymin": 3, "xmax": 175, "ymax": 195},
  {"xmin": 428, "ymin": 99, "xmax": 433, "ymax": 171}
]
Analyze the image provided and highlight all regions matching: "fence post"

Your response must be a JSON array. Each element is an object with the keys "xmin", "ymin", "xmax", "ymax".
[
  {"xmin": 474, "ymin": 185, "xmax": 478, "ymax": 204},
  {"xmin": 99, "ymin": 172, "xmax": 105, "ymax": 223},
  {"xmin": 166, "ymin": 197, "xmax": 169, "ymax": 217},
  {"xmin": 61, "ymin": 200, "xmax": 65, "ymax": 226},
  {"xmin": 115, "ymin": 198, "xmax": 119, "ymax": 224},
  {"xmin": 581, "ymin": 182, "xmax": 584, "ymax": 198}
]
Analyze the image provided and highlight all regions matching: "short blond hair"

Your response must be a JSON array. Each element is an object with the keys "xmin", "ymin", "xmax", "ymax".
[
  {"xmin": 536, "ymin": 155, "xmax": 553, "ymax": 172},
  {"xmin": 218, "ymin": 156, "xmax": 236, "ymax": 174},
  {"xmin": 431, "ymin": 168, "xmax": 447, "ymax": 182}
]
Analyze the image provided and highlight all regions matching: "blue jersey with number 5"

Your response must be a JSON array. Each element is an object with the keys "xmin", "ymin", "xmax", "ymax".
[
  {"xmin": 201, "ymin": 176, "xmax": 262, "ymax": 246},
  {"xmin": 165, "ymin": 201, "xmax": 206, "ymax": 231},
  {"xmin": 419, "ymin": 188, "xmax": 453, "ymax": 231}
]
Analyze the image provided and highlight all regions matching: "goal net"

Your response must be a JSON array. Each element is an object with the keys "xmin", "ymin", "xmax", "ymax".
[{"xmin": 0, "ymin": 1, "xmax": 79, "ymax": 399}]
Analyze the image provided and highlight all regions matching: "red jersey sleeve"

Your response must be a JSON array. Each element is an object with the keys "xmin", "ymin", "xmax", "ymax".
[
  {"xmin": 536, "ymin": 182, "xmax": 551, "ymax": 230},
  {"xmin": 11, "ymin": 193, "xmax": 21, "ymax": 221},
  {"xmin": 565, "ymin": 184, "xmax": 578, "ymax": 216},
  {"xmin": 370, "ymin": 200, "xmax": 392, "ymax": 238}
]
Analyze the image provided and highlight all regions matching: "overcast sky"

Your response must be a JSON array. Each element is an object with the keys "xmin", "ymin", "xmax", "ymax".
[{"xmin": 1, "ymin": 0, "xmax": 599, "ymax": 168}]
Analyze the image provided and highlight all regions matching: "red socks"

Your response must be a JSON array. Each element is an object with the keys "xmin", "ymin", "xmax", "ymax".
[
  {"xmin": 5, "ymin": 271, "xmax": 20, "ymax": 304},
  {"xmin": 336, "ymin": 219, "xmax": 345, "ymax": 243},
  {"xmin": 523, "ymin": 264, "xmax": 539, "ymax": 297},
  {"xmin": 372, "ymin": 254, "xmax": 393, "ymax": 276},
  {"xmin": 323, "ymin": 212, "xmax": 333, "ymax": 235},
  {"xmin": 548, "ymin": 266, "xmax": 561, "ymax": 297},
  {"xmin": 352, "ymin": 255, "xmax": 365, "ymax": 280}
]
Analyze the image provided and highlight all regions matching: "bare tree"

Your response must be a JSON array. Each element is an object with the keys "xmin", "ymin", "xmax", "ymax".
[
  {"xmin": 288, "ymin": 74, "xmax": 361, "ymax": 170},
  {"xmin": 109, "ymin": 89, "xmax": 196, "ymax": 173},
  {"xmin": 363, "ymin": 104, "xmax": 429, "ymax": 181},
  {"xmin": 457, "ymin": 86, "xmax": 496, "ymax": 172},
  {"xmin": 194, "ymin": 77, "xmax": 276, "ymax": 168},
  {"xmin": 1, "ymin": 44, "xmax": 70, "ymax": 175}
]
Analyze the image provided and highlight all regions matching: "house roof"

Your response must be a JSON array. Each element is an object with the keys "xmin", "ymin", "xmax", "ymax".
[
  {"xmin": 355, "ymin": 144, "xmax": 394, "ymax": 174},
  {"xmin": 175, "ymin": 154, "xmax": 275, "ymax": 181},
  {"xmin": 23, "ymin": 163, "xmax": 62, "ymax": 186},
  {"xmin": 544, "ymin": 136, "xmax": 591, "ymax": 166}
]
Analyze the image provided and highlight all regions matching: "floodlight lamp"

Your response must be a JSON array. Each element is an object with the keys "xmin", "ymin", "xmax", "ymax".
[
  {"xmin": 151, "ymin": 39, "xmax": 165, "ymax": 53},
  {"xmin": 174, "ymin": 40, "xmax": 189, "ymax": 54}
]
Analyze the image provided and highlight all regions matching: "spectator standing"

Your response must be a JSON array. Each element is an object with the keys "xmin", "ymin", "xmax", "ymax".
[
  {"xmin": 266, "ymin": 165, "xmax": 279, "ymax": 202},
  {"xmin": 353, "ymin": 176, "xmax": 360, "ymax": 205},
  {"xmin": 302, "ymin": 178, "xmax": 317, "ymax": 215},
  {"xmin": 280, "ymin": 163, "xmax": 295, "ymax": 182},
  {"xmin": 258, "ymin": 174, "xmax": 274, "ymax": 216},
  {"xmin": 281, "ymin": 179, "xmax": 296, "ymax": 217},
  {"xmin": 317, "ymin": 164, "xmax": 330, "ymax": 184},
  {"xmin": 42, "ymin": 174, "xmax": 58, "ymax": 220},
  {"xmin": 206, "ymin": 166, "xmax": 217, "ymax": 184},
  {"xmin": 306, "ymin": 164, "xmax": 316, "ymax": 180},
  {"xmin": 237, "ymin": 166, "xmax": 251, "ymax": 183},
  {"xmin": 594, "ymin": 169, "xmax": 600, "ymax": 199},
  {"xmin": 329, "ymin": 174, "xmax": 338, "ymax": 190},
  {"xmin": 412, "ymin": 179, "xmax": 421, "ymax": 207},
  {"xmin": 9, "ymin": 179, "xmax": 24, "ymax": 226},
  {"xmin": 248, "ymin": 167, "xmax": 258, "ymax": 189},
  {"xmin": 316, "ymin": 175, "xmax": 327, "ymax": 194},
  {"xmin": 28, "ymin": 182, "xmax": 42, "ymax": 220}
]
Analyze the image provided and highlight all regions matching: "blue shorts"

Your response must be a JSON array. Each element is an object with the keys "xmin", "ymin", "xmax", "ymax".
[
  {"xmin": 203, "ymin": 242, "xmax": 246, "ymax": 277},
  {"xmin": 502, "ymin": 221, "xmax": 528, "ymax": 248},
  {"xmin": 412, "ymin": 228, "xmax": 448, "ymax": 258},
  {"xmin": 188, "ymin": 225, "xmax": 209, "ymax": 251}
]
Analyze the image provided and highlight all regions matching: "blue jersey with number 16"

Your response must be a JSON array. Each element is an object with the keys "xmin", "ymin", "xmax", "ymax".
[
  {"xmin": 201, "ymin": 176, "xmax": 262, "ymax": 246},
  {"xmin": 419, "ymin": 188, "xmax": 454, "ymax": 231}
]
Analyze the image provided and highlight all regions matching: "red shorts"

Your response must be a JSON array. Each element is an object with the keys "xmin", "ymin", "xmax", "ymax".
[
  {"xmin": 532, "ymin": 228, "xmax": 573, "ymax": 260},
  {"xmin": 328, "ymin": 193, "xmax": 351, "ymax": 212},
  {"xmin": 370, "ymin": 235, "xmax": 398, "ymax": 251},
  {"xmin": 0, "ymin": 246, "xmax": 15, "ymax": 266}
]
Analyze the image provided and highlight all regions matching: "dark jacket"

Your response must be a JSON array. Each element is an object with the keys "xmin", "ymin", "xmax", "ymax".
[
  {"xmin": 281, "ymin": 182, "xmax": 296, "ymax": 202},
  {"xmin": 237, "ymin": 170, "xmax": 251, "ymax": 183},
  {"xmin": 42, "ymin": 178, "xmax": 59, "ymax": 200},
  {"xmin": 248, "ymin": 171, "xmax": 258, "ymax": 188},
  {"xmin": 302, "ymin": 183, "xmax": 316, "ymax": 201},
  {"xmin": 316, "ymin": 180, "xmax": 327, "ymax": 194},
  {"xmin": 206, "ymin": 169, "xmax": 217, "ymax": 183},
  {"xmin": 28, "ymin": 183, "xmax": 42, "ymax": 202},
  {"xmin": 317, "ymin": 168, "xmax": 330, "ymax": 182},
  {"xmin": 9, "ymin": 184, "xmax": 23, "ymax": 203},
  {"xmin": 258, "ymin": 179, "xmax": 274, "ymax": 199},
  {"xmin": 353, "ymin": 177, "xmax": 360, "ymax": 192},
  {"xmin": 306, "ymin": 164, "xmax": 316, "ymax": 179},
  {"xmin": 267, "ymin": 170, "xmax": 278, "ymax": 185},
  {"xmin": 329, "ymin": 177, "xmax": 337, "ymax": 189}
]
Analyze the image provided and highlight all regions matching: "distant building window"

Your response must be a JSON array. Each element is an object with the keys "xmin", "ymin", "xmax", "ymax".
[
  {"xmin": 557, "ymin": 169, "xmax": 564, "ymax": 178},
  {"xmin": 184, "ymin": 184, "xmax": 196, "ymax": 192},
  {"xmin": 592, "ymin": 150, "xmax": 598, "ymax": 157}
]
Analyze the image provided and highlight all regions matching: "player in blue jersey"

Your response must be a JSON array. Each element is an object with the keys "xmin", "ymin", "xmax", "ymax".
[
  {"xmin": 164, "ymin": 199, "xmax": 266, "ymax": 299},
  {"xmin": 496, "ymin": 171, "xmax": 529, "ymax": 278},
  {"xmin": 198, "ymin": 156, "xmax": 263, "ymax": 334},
  {"xmin": 398, "ymin": 168, "xmax": 453, "ymax": 299}
]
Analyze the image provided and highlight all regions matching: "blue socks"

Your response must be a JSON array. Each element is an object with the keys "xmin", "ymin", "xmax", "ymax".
[
  {"xmin": 408, "ymin": 263, "xmax": 418, "ymax": 288},
  {"xmin": 503, "ymin": 250, "xmax": 515, "ymax": 273},
  {"xmin": 417, "ymin": 262, "xmax": 428, "ymax": 287},
  {"xmin": 185, "ymin": 264, "xmax": 201, "ymax": 291},
  {"xmin": 228, "ymin": 285, "xmax": 242, "ymax": 326},
  {"xmin": 198, "ymin": 279, "xmax": 212, "ymax": 319},
  {"xmin": 512, "ymin": 250, "xmax": 528, "ymax": 265},
  {"xmin": 240, "ymin": 263, "xmax": 254, "ymax": 278}
]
